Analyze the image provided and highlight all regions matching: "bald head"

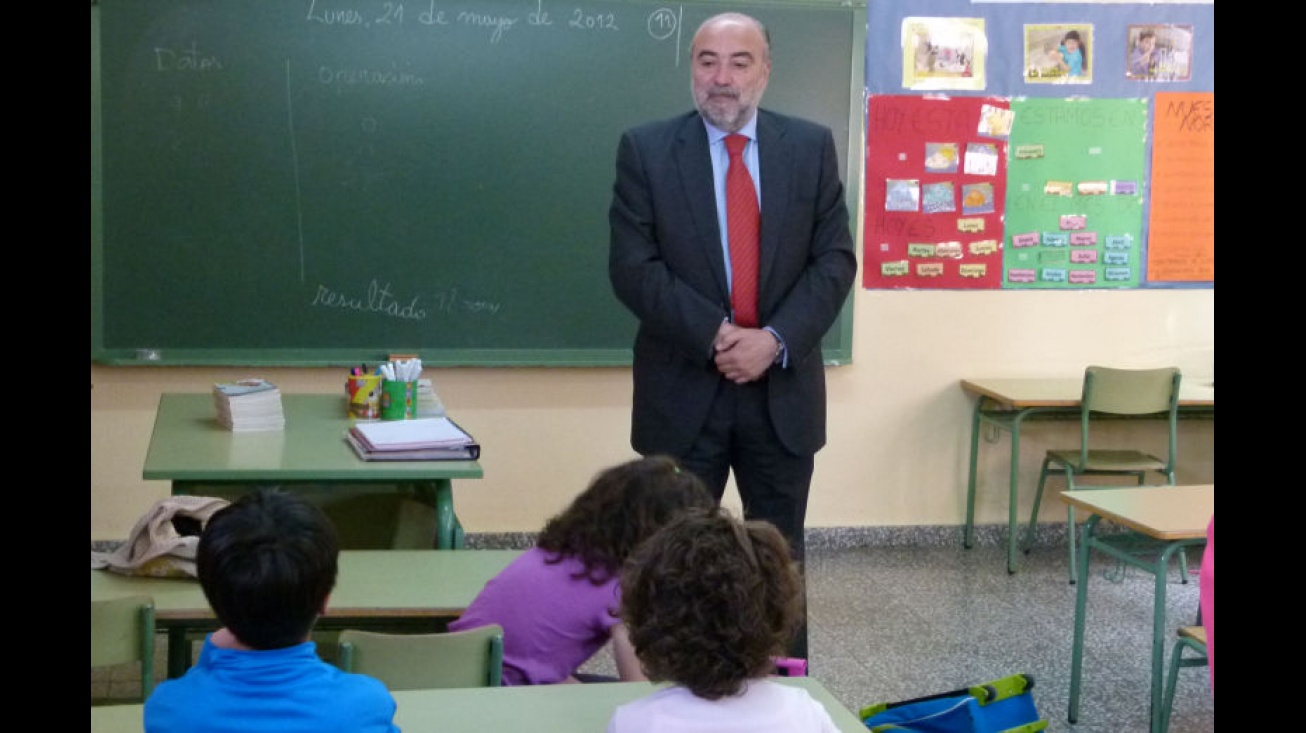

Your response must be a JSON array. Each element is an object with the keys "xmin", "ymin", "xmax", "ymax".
[{"xmin": 690, "ymin": 13, "xmax": 772, "ymax": 132}]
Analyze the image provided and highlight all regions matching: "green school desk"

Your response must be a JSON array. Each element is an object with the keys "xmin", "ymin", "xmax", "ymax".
[
  {"xmin": 91, "ymin": 549, "xmax": 521, "ymax": 679},
  {"xmin": 143, "ymin": 392, "xmax": 483, "ymax": 549},
  {"xmin": 960, "ymin": 378, "xmax": 1214, "ymax": 573},
  {"xmin": 1062, "ymin": 485, "xmax": 1213, "ymax": 732},
  {"xmin": 90, "ymin": 676, "xmax": 867, "ymax": 732}
]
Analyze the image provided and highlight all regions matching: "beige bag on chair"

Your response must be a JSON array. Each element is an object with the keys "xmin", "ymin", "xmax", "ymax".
[{"xmin": 90, "ymin": 496, "xmax": 230, "ymax": 578}]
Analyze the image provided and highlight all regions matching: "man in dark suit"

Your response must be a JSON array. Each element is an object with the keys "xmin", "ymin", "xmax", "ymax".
[{"xmin": 608, "ymin": 12, "xmax": 857, "ymax": 660}]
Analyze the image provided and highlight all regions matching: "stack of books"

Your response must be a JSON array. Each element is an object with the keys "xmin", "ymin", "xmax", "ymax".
[
  {"xmin": 346, "ymin": 416, "xmax": 479, "ymax": 461},
  {"xmin": 212, "ymin": 379, "xmax": 285, "ymax": 432}
]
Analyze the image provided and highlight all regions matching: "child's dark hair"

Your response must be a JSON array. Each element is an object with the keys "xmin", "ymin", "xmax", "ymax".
[
  {"xmin": 196, "ymin": 489, "xmax": 339, "ymax": 650},
  {"xmin": 537, "ymin": 455, "xmax": 713, "ymax": 584},
  {"xmin": 620, "ymin": 506, "xmax": 805, "ymax": 700},
  {"xmin": 1063, "ymin": 29, "xmax": 1087, "ymax": 64}
]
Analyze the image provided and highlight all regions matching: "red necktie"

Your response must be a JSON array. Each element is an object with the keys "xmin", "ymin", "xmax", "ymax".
[{"xmin": 725, "ymin": 134, "xmax": 759, "ymax": 328}]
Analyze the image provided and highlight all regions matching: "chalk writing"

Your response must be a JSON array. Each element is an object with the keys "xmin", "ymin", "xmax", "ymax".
[
  {"xmin": 569, "ymin": 8, "xmax": 617, "ymax": 30},
  {"xmin": 303, "ymin": 0, "xmax": 626, "ymax": 43},
  {"xmin": 647, "ymin": 7, "xmax": 677, "ymax": 41},
  {"xmin": 311, "ymin": 280, "xmax": 429, "ymax": 320},
  {"xmin": 456, "ymin": 10, "xmax": 518, "ymax": 43},
  {"xmin": 306, "ymin": 0, "xmax": 367, "ymax": 25},
  {"xmin": 317, "ymin": 65, "xmax": 426, "ymax": 88},
  {"xmin": 154, "ymin": 42, "xmax": 224, "ymax": 72}
]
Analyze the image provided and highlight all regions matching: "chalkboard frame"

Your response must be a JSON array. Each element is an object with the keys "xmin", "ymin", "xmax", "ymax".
[{"xmin": 90, "ymin": 0, "xmax": 862, "ymax": 367}]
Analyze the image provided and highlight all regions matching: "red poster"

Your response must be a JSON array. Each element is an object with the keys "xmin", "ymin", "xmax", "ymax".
[{"xmin": 863, "ymin": 95, "xmax": 1009, "ymax": 289}]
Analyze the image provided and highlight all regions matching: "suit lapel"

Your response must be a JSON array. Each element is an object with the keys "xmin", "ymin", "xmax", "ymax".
[
  {"xmin": 756, "ymin": 111, "xmax": 790, "ymax": 308},
  {"xmin": 673, "ymin": 114, "xmax": 730, "ymax": 304}
]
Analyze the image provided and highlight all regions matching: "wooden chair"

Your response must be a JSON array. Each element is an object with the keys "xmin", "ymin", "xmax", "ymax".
[
  {"xmin": 1159, "ymin": 625, "xmax": 1208, "ymax": 733},
  {"xmin": 91, "ymin": 594, "xmax": 156, "ymax": 704},
  {"xmin": 1020, "ymin": 365, "xmax": 1183, "ymax": 583},
  {"xmin": 338, "ymin": 624, "xmax": 504, "ymax": 690}
]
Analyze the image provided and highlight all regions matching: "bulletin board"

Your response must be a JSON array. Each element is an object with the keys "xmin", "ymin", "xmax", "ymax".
[{"xmin": 862, "ymin": 0, "xmax": 1214, "ymax": 290}]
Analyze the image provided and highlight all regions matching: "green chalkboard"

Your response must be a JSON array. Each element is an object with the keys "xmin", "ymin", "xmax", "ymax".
[{"xmin": 91, "ymin": 0, "xmax": 862, "ymax": 366}]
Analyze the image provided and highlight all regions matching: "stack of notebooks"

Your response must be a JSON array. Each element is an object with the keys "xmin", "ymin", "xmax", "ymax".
[
  {"xmin": 212, "ymin": 379, "xmax": 285, "ymax": 432},
  {"xmin": 346, "ymin": 416, "xmax": 480, "ymax": 461}
]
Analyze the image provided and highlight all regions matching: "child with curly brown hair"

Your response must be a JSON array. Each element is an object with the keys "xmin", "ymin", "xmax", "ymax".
[
  {"xmin": 448, "ymin": 455, "xmax": 712, "ymax": 685},
  {"xmin": 608, "ymin": 506, "xmax": 839, "ymax": 732}
]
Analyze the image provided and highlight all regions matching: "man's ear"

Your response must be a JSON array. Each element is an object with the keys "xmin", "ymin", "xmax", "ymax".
[{"xmin": 320, "ymin": 592, "xmax": 332, "ymax": 615}]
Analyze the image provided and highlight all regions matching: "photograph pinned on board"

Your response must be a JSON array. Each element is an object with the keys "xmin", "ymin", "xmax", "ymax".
[
  {"xmin": 1126, "ymin": 24, "xmax": 1193, "ymax": 81},
  {"xmin": 901, "ymin": 17, "xmax": 987, "ymax": 91},
  {"xmin": 1024, "ymin": 23, "xmax": 1093, "ymax": 84}
]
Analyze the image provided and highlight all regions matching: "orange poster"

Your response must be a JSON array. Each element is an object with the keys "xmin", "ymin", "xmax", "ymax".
[{"xmin": 1147, "ymin": 93, "xmax": 1214, "ymax": 282}]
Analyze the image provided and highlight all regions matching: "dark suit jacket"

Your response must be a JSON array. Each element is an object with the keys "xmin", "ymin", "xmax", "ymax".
[{"xmin": 609, "ymin": 109, "xmax": 857, "ymax": 457}]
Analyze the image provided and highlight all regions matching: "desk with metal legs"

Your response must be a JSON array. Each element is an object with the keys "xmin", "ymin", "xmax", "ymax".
[
  {"xmin": 143, "ymin": 393, "xmax": 484, "ymax": 550},
  {"xmin": 960, "ymin": 378, "xmax": 1213, "ymax": 573},
  {"xmin": 1061, "ymin": 485, "xmax": 1212, "ymax": 732}
]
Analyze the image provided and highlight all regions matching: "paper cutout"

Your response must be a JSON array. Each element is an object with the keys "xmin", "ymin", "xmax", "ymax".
[
  {"xmin": 922, "ymin": 182, "xmax": 956, "ymax": 213},
  {"xmin": 1059, "ymin": 214, "xmax": 1087, "ymax": 230},
  {"xmin": 961, "ymin": 183, "xmax": 994, "ymax": 214},
  {"xmin": 978, "ymin": 104, "xmax": 1013, "ymax": 139},
  {"xmin": 1147, "ymin": 92, "xmax": 1214, "ymax": 282},
  {"xmin": 885, "ymin": 179, "xmax": 921, "ymax": 211},
  {"xmin": 924, "ymin": 143, "xmax": 959, "ymax": 173},
  {"xmin": 963, "ymin": 143, "xmax": 999, "ymax": 176},
  {"xmin": 1014, "ymin": 144, "xmax": 1044, "ymax": 160}
]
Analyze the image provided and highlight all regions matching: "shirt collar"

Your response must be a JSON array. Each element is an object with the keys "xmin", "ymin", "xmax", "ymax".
[{"xmin": 703, "ymin": 114, "xmax": 759, "ymax": 146}]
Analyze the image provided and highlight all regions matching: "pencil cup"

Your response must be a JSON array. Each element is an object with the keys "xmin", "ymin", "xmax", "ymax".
[
  {"xmin": 380, "ymin": 380, "xmax": 418, "ymax": 421},
  {"xmin": 346, "ymin": 375, "xmax": 382, "ymax": 420}
]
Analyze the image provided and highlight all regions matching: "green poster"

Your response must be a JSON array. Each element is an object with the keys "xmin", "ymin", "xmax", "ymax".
[{"xmin": 1003, "ymin": 98, "xmax": 1147, "ymax": 289}]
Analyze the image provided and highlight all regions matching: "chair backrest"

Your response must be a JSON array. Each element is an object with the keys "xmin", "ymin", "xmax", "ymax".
[
  {"xmin": 91, "ymin": 594, "xmax": 156, "ymax": 701},
  {"xmin": 1078, "ymin": 365, "xmax": 1181, "ymax": 466},
  {"xmin": 337, "ymin": 624, "xmax": 504, "ymax": 691}
]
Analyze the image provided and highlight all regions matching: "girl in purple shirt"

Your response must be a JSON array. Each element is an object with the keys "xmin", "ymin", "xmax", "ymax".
[{"xmin": 449, "ymin": 455, "xmax": 712, "ymax": 685}]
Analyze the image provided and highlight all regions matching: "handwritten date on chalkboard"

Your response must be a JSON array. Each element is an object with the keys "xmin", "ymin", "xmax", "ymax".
[{"xmin": 307, "ymin": 0, "xmax": 624, "ymax": 43}]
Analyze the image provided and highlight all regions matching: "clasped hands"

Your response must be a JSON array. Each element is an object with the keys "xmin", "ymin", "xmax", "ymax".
[{"xmin": 713, "ymin": 322, "xmax": 779, "ymax": 384}]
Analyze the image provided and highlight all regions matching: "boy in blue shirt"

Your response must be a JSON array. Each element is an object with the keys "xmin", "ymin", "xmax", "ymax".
[{"xmin": 144, "ymin": 489, "xmax": 399, "ymax": 733}]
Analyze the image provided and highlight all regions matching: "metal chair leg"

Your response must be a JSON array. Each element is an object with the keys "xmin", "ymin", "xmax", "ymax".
[
  {"xmin": 1021, "ymin": 457, "xmax": 1053, "ymax": 555},
  {"xmin": 1165, "ymin": 475, "xmax": 1189, "ymax": 583},
  {"xmin": 1065, "ymin": 470, "xmax": 1079, "ymax": 585},
  {"xmin": 1159, "ymin": 634, "xmax": 1208, "ymax": 733}
]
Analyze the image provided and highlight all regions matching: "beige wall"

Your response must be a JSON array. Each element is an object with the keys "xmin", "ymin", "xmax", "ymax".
[{"xmin": 90, "ymin": 286, "xmax": 1214, "ymax": 541}]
